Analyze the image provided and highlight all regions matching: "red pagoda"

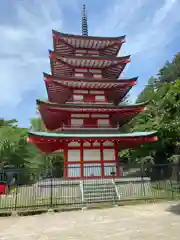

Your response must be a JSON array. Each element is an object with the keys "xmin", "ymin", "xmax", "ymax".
[{"xmin": 28, "ymin": 5, "xmax": 157, "ymax": 179}]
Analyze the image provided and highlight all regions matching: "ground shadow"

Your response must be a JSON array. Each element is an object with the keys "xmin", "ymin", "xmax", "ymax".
[{"xmin": 166, "ymin": 202, "xmax": 180, "ymax": 215}]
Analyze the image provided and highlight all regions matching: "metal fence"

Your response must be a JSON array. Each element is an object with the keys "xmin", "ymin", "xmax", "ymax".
[{"xmin": 0, "ymin": 163, "xmax": 180, "ymax": 212}]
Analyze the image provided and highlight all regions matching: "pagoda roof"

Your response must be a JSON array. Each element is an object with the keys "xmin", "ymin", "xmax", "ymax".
[
  {"xmin": 49, "ymin": 51, "xmax": 130, "ymax": 78},
  {"xmin": 37, "ymin": 99, "xmax": 147, "ymax": 111},
  {"xmin": 50, "ymin": 50, "xmax": 130, "ymax": 68},
  {"xmin": 28, "ymin": 130, "xmax": 158, "ymax": 153},
  {"xmin": 53, "ymin": 30, "xmax": 125, "ymax": 56},
  {"xmin": 53, "ymin": 30, "xmax": 125, "ymax": 43},
  {"xmin": 29, "ymin": 130, "xmax": 157, "ymax": 138},
  {"xmin": 37, "ymin": 100, "xmax": 147, "ymax": 130},
  {"xmin": 44, "ymin": 73, "xmax": 137, "ymax": 88},
  {"xmin": 44, "ymin": 73, "xmax": 137, "ymax": 104}
]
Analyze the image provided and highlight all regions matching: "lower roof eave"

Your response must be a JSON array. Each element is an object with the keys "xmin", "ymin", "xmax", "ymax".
[
  {"xmin": 28, "ymin": 130, "xmax": 157, "ymax": 140},
  {"xmin": 27, "ymin": 131, "xmax": 158, "ymax": 153}
]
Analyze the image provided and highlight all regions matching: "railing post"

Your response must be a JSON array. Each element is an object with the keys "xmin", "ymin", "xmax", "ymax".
[
  {"xmin": 80, "ymin": 180, "xmax": 84, "ymax": 204},
  {"xmin": 50, "ymin": 174, "xmax": 53, "ymax": 208},
  {"xmin": 112, "ymin": 178, "xmax": 121, "ymax": 201}
]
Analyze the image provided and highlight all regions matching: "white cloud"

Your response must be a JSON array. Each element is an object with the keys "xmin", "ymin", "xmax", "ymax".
[
  {"xmin": 152, "ymin": 0, "xmax": 177, "ymax": 25},
  {"xmin": 126, "ymin": 0, "xmax": 179, "ymax": 56},
  {"xmin": 93, "ymin": 0, "xmax": 180, "ymax": 56},
  {"xmin": 0, "ymin": 0, "xmax": 65, "ymax": 106},
  {"xmin": 90, "ymin": 0, "xmax": 180, "ymax": 102}
]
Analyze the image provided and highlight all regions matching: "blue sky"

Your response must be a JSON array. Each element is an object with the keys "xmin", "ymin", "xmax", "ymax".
[{"xmin": 0, "ymin": 0, "xmax": 180, "ymax": 127}]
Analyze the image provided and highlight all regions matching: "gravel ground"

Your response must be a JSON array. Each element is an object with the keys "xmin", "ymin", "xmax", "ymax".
[{"xmin": 0, "ymin": 201, "xmax": 180, "ymax": 239}]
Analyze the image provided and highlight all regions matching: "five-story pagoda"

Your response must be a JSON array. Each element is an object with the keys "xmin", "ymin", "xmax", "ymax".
[{"xmin": 28, "ymin": 5, "xmax": 157, "ymax": 179}]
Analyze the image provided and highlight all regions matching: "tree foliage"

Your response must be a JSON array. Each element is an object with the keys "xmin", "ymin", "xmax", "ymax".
[
  {"xmin": 0, "ymin": 119, "xmax": 63, "ymax": 182},
  {"xmin": 122, "ymin": 53, "xmax": 180, "ymax": 163}
]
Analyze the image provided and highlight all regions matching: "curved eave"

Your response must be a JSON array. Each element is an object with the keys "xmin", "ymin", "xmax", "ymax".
[
  {"xmin": 45, "ymin": 80, "xmax": 134, "ymax": 104},
  {"xmin": 50, "ymin": 55, "xmax": 129, "ymax": 78},
  {"xmin": 45, "ymin": 77, "xmax": 137, "ymax": 91},
  {"xmin": 52, "ymin": 30, "xmax": 125, "ymax": 42},
  {"xmin": 37, "ymin": 100, "xmax": 148, "ymax": 130},
  {"xmin": 28, "ymin": 130, "xmax": 158, "ymax": 153},
  {"xmin": 50, "ymin": 50, "xmax": 130, "ymax": 63},
  {"xmin": 44, "ymin": 73, "xmax": 138, "ymax": 86},
  {"xmin": 45, "ymin": 81, "xmax": 72, "ymax": 104},
  {"xmin": 37, "ymin": 99, "xmax": 148, "ymax": 110},
  {"xmin": 29, "ymin": 130, "xmax": 157, "ymax": 139},
  {"xmin": 52, "ymin": 30, "xmax": 125, "ymax": 56},
  {"xmin": 105, "ymin": 87, "xmax": 133, "ymax": 105}
]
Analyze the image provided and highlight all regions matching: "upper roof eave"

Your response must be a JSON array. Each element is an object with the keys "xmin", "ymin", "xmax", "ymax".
[
  {"xmin": 49, "ymin": 50, "xmax": 131, "ymax": 62},
  {"xmin": 52, "ymin": 29, "xmax": 126, "ymax": 42},
  {"xmin": 43, "ymin": 72, "xmax": 138, "ymax": 84},
  {"xmin": 37, "ymin": 99, "xmax": 149, "ymax": 109}
]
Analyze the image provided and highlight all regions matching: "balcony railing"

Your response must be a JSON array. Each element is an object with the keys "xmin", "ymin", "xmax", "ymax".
[{"xmin": 61, "ymin": 124, "xmax": 119, "ymax": 129}]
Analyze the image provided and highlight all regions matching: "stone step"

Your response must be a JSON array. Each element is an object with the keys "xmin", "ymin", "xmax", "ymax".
[
  {"xmin": 83, "ymin": 191, "xmax": 116, "ymax": 196},
  {"xmin": 83, "ymin": 181, "xmax": 113, "ymax": 185},
  {"xmin": 84, "ymin": 195, "xmax": 118, "ymax": 202},
  {"xmin": 81, "ymin": 180, "xmax": 118, "ymax": 203},
  {"xmin": 83, "ymin": 187, "xmax": 115, "ymax": 193},
  {"xmin": 83, "ymin": 185, "xmax": 114, "ymax": 189},
  {"xmin": 83, "ymin": 183, "xmax": 114, "ymax": 188}
]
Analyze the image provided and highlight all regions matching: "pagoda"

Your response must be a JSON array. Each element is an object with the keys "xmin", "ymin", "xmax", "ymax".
[{"xmin": 28, "ymin": 5, "xmax": 157, "ymax": 179}]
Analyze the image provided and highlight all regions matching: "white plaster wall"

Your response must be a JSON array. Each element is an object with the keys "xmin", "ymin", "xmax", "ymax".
[
  {"xmin": 74, "ymin": 68, "xmax": 87, "ymax": 73},
  {"xmin": 74, "ymin": 89, "xmax": 88, "ymax": 94},
  {"xmin": 71, "ymin": 114, "xmax": 89, "ymax": 118},
  {"xmin": 97, "ymin": 119, "xmax": 109, "ymax": 127},
  {"xmin": 83, "ymin": 149, "xmax": 101, "ymax": 161},
  {"xmin": 75, "ymin": 49, "xmax": 86, "ymax": 53},
  {"xmin": 83, "ymin": 142, "xmax": 91, "ymax": 147},
  {"xmin": 103, "ymin": 141, "xmax": 114, "ymax": 146},
  {"xmin": 103, "ymin": 149, "xmax": 115, "ymax": 161},
  {"xmin": 93, "ymin": 74, "xmax": 102, "ymax": 78},
  {"xmin": 73, "ymin": 95, "xmax": 84, "ymax": 101},
  {"xmin": 74, "ymin": 73, "xmax": 83, "ymax": 77},
  {"xmin": 68, "ymin": 142, "xmax": 80, "ymax": 147},
  {"xmin": 90, "ymin": 90, "xmax": 104, "ymax": 94},
  {"xmin": 90, "ymin": 69, "xmax": 101, "ymax": 73},
  {"xmin": 93, "ymin": 142, "xmax": 100, "ymax": 147},
  {"xmin": 87, "ymin": 50, "xmax": 99, "ymax": 55},
  {"xmin": 71, "ymin": 119, "xmax": 84, "ymax": 126},
  {"xmin": 67, "ymin": 149, "xmax": 80, "ymax": 162},
  {"xmin": 95, "ymin": 95, "xmax": 105, "ymax": 101},
  {"xmin": 91, "ymin": 114, "xmax": 109, "ymax": 118}
]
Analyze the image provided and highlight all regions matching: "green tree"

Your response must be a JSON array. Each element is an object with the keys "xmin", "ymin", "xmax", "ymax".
[{"xmin": 125, "ymin": 54, "xmax": 180, "ymax": 162}]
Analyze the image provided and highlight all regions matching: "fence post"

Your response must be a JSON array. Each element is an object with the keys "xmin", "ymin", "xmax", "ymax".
[
  {"xmin": 80, "ymin": 180, "xmax": 84, "ymax": 204},
  {"xmin": 140, "ymin": 162, "xmax": 146, "ymax": 199},
  {"xmin": 50, "ymin": 176, "xmax": 53, "ymax": 208},
  {"xmin": 169, "ymin": 179, "xmax": 174, "ymax": 200},
  {"xmin": 14, "ymin": 184, "xmax": 18, "ymax": 211}
]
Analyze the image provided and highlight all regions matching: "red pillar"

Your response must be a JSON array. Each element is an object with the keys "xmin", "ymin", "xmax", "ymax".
[
  {"xmin": 114, "ymin": 141, "xmax": 120, "ymax": 177},
  {"xmin": 80, "ymin": 141, "xmax": 84, "ymax": 178},
  {"xmin": 64, "ymin": 143, "xmax": 68, "ymax": 178},
  {"xmin": 100, "ymin": 142, "xmax": 104, "ymax": 178}
]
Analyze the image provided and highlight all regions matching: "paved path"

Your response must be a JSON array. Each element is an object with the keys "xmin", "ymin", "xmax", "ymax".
[{"xmin": 0, "ymin": 202, "xmax": 180, "ymax": 239}]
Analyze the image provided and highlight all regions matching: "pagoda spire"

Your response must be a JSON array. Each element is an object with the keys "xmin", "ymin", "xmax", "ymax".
[{"xmin": 82, "ymin": 4, "xmax": 88, "ymax": 36}]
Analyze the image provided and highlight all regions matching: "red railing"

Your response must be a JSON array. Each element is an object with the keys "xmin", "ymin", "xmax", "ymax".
[{"xmin": 61, "ymin": 124, "xmax": 119, "ymax": 129}]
